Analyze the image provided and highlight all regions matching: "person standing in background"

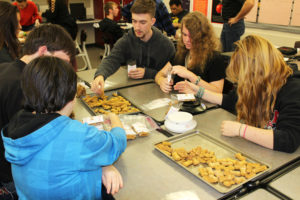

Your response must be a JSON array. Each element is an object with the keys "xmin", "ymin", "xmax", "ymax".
[
  {"xmin": 12, "ymin": 0, "xmax": 42, "ymax": 31},
  {"xmin": 122, "ymin": 0, "xmax": 176, "ymax": 36},
  {"xmin": 42, "ymin": 0, "xmax": 78, "ymax": 40},
  {"xmin": 221, "ymin": 0, "xmax": 254, "ymax": 52},
  {"xmin": 0, "ymin": 1, "xmax": 20, "ymax": 64},
  {"xmin": 99, "ymin": 1, "xmax": 124, "ymax": 44},
  {"xmin": 169, "ymin": 0, "xmax": 188, "ymax": 30}
]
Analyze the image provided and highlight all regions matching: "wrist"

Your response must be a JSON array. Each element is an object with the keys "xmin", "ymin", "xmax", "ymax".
[
  {"xmin": 195, "ymin": 87, "xmax": 205, "ymax": 99},
  {"xmin": 238, "ymin": 123, "xmax": 243, "ymax": 137},
  {"xmin": 195, "ymin": 76, "xmax": 201, "ymax": 85}
]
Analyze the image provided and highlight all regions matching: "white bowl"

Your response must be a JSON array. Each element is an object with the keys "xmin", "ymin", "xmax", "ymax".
[{"xmin": 165, "ymin": 112, "xmax": 197, "ymax": 133}]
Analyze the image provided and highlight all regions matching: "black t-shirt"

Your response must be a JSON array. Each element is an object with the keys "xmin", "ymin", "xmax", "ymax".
[
  {"xmin": 222, "ymin": 0, "xmax": 245, "ymax": 21},
  {"xmin": 170, "ymin": 10, "xmax": 189, "ymax": 24},
  {"xmin": 173, "ymin": 51, "xmax": 226, "ymax": 84},
  {"xmin": 99, "ymin": 18, "xmax": 124, "ymax": 44}
]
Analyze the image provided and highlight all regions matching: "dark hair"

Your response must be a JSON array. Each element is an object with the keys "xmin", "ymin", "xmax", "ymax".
[
  {"xmin": 16, "ymin": 0, "xmax": 26, "ymax": 3},
  {"xmin": 22, "ymin": 24, "xmax": 76, "ymax": 61},
  {"xmin": 104, "ymin": 1, "xmax": 118, "ymax": 16},
  {"xmin": 169, "ymin": 0, "xmax": 182, "ymax": 7},
  {"xmin": 0, "ymin": 1, "xmax": 20, "ymax": 59},
  {"xmin": 21, "ymin": 56, "xmax": 77, "ymax": 113},
  {"xmin": 130, "ymin": 0, "xmax": 156, "ymax": 17}
]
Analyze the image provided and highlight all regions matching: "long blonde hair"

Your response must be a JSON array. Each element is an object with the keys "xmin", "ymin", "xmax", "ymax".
[
  {"xmin": 174, "ymin": 11, "xmax": 220, "ymax": 72},
  {"xmin": 226, "ymin": 35, "xmax": 293, "ymax": 127}
]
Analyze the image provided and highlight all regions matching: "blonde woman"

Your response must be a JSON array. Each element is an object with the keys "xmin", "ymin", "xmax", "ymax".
[
  {"xmin": 175, "ymin": 35, "xmax": 300, "ymax": 153},
  {"xmin": 155, "ymin": 11, "xmax": 226, "ymax": 93}
]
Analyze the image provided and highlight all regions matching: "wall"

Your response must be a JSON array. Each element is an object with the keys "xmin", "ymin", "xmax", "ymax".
[{"xmin": 164, "ymin": 0, "xmax": 299, "ymax": 47}]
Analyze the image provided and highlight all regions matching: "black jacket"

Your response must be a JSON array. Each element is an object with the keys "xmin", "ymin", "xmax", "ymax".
[
  {"xmin": 222, "ymin": 71, "xmax": 300, "ymax": 153},
  {"xmin": 42, "ymin": 0, "xmax": 77, "ymax": 40},
  {"xmin": 0, "ymin": 59, "xmax": 26, "ymax": 182}
]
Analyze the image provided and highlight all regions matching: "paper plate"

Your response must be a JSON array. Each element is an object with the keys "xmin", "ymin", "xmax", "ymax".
[{"xmin": 164, "ymin": 119, "xmax": 197, "ymax": 134}]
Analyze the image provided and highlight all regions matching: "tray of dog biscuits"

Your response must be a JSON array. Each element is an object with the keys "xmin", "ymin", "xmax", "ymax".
[
  {"xmin": 80, "ymin": 91, "xmax": 140, "ymax": 115},
  {"xmin": 155, "ymin": 131, "xmax": 270, "ymax": 193}
]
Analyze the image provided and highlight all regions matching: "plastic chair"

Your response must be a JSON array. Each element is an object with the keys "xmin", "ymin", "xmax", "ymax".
[
  {"xmin": 76, "ymin": 30, "xmax": 92, "ymax": 71},
  {"xmin": 93, "ymin": 23, "xmax": 115, "ymax": 59},
  {"xmin": 102, "ymin": 32, "xmax": 115, "ymax": 58}
]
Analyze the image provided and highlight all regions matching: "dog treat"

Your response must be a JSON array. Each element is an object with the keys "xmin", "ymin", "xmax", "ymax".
[
  {"xmin": 82, "ymin": 94, "xmax": 140, "ymax": 114},
  {"xmin": 155, "ymin": 142, "xmax": 268, "ymax": 188},
  {"xmin": 76, "ymin": 84, "xmax": 86, "ymax": 98}
]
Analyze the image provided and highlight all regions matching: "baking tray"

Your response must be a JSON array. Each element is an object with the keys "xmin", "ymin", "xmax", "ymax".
[
  {"xmin": 80, "ymin": 91, "xmax": 140, "ymax": 116},
  {"xmin": 154, "ymin": 131, "xmax": 271, "ymax": 194}
]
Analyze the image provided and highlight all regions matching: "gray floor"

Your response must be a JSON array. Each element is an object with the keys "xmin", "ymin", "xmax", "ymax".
[{"xmin": 76, "ymin": 46, "xmax": 104, "ymax": 70}]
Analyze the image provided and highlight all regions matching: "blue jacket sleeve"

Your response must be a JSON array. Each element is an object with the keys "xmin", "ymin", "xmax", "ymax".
[{"xmin": 79, "ymin": 126, "xmax": 127, "ymax": 170}]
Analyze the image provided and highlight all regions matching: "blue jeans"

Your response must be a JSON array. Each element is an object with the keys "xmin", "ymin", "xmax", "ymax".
[{"xmin": 221, "ymin": 19, "xmax": 245, "ymax": 52}]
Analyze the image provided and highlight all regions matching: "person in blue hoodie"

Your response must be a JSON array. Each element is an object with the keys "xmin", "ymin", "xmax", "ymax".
[{"xmin": 1, "ymin": 56, "xmax": 127, "ymax": 199}]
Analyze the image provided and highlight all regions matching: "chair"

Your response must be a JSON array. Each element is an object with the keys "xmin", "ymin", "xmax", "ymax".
[
  {"xmin": 76, "ymin": 30, "xmax": 92, "ymax": 71},
  {"xmin": 102, "ymin": 31, "xmax": 115, "ymax": 59}
]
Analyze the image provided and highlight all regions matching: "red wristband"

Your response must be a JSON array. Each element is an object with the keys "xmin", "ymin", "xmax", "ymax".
[{"xmin": 243, "ymin": 125, "xmax": 248, "ymax": 138}]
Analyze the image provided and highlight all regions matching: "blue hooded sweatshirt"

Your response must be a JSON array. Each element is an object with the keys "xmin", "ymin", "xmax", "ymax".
[{"xmin": 1, "ymin": 110, "xmax": 127, "ymax": 200}]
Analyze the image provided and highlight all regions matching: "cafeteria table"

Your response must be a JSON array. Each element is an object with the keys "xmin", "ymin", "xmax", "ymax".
[
  {"xmin": 238, "ymin": 189, "xmax": 281, "ymax": 200},
  {"xmin": 73, "ymin": 73, "xmax": 300, "ymax": 199},
  {"xmin": 73, "ymin": 94, "xmax": 300, "ymax": 200},
  {"xmin": 77, "ymin": 68, "xmax": 153, "ymax": 94},
  {"xmin": 118, "ymin": 83, "xmax": 218, "ymax": 123}
]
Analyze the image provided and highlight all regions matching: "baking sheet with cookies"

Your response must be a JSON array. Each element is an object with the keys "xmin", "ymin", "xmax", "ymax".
[
  {"xmin": 154, "ymin": 131, "xmax": 271, "ymax": 194},
  {"xmin": 80, "ymin": 91, "xmax": 140, "ymax": 115}
]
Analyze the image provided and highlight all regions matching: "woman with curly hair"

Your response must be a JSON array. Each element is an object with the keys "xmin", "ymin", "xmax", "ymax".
[
  {"xmin": 176, "ymin": 35, "xmax": 300, "ymax": 153},
  {"xmin": 0, "ymin": 1, "xmax": 21, "ymax": 64},
  {"xmin": 155, "ymin": 11, "xmax": 226, "ymax": 93}
]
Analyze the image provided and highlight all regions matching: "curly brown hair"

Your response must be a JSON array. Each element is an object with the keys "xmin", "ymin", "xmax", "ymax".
[
  {"xmin": 174, "ymin": 11, "xmax": 220, "ymax": 72},
  {"xmin": 226, "ymin": 35, "xmax": 293, "ymax": 127}
]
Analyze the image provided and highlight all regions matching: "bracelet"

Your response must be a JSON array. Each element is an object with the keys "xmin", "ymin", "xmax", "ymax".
[
  {"xmin": 195, "ymin": 76, "xmax": 201, "ymax": 85},
  {"xmin": 243, "ymin": 125, "xmax": 248, "ymax": 138},
  {"xmin": 195, "ymin": 87, "xmax": 205, "ymax": 99},
  {"xmin": 238, "ymin": 123, "xmax": 243, "ymax": 137}
]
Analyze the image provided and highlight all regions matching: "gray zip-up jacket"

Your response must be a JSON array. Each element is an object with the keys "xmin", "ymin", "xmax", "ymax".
[{"xmin": 94, "ymin": 26, "xmax": 175, "ymax": 80}]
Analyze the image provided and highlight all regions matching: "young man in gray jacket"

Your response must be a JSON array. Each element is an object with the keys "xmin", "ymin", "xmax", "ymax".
[{"xmin": 91, "ymin": 0, "xmax": 175, "ymax": 95}]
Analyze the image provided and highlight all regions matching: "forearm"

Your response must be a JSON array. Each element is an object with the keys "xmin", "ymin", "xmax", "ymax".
[
  {"xmin": 241, "ymin": 124, "xmax": 274, "ymax": 150},
  {"xmin": 155, "ymin": 71, "xmax": 165, "ymax": 85},
  {"xmin": 198, "ymin": 79, "xmax": 224, "ymax": 93},
  {"xmin": 235, "ymin": 0, "xmax": 254, "ymax": 20},
  {"xmin": 201, "ymin": 89, "xmax": 223, "ymax": 105},
  {"xmin": 110, "ymin": 115, "xmax": 123, "ymax": 129}
]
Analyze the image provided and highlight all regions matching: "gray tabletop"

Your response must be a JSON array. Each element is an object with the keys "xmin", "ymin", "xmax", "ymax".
[
  {"xmin": 77, "ymin": 68, "xmax": 153, "ymax": 93},
  {"xmin": 119, "ymin": 83, "xmax": 171, "ymax": 122},
  {"xmin": 119, "ymin": 83, "xmax": 217, "ymax": 123},
  {"xmin": 239, "ymin": 189, "xmax": 280, "ymax": 200},
  {"xmin": 269, "ymin": 165, "xmax": 300, "ymax": 199}
]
